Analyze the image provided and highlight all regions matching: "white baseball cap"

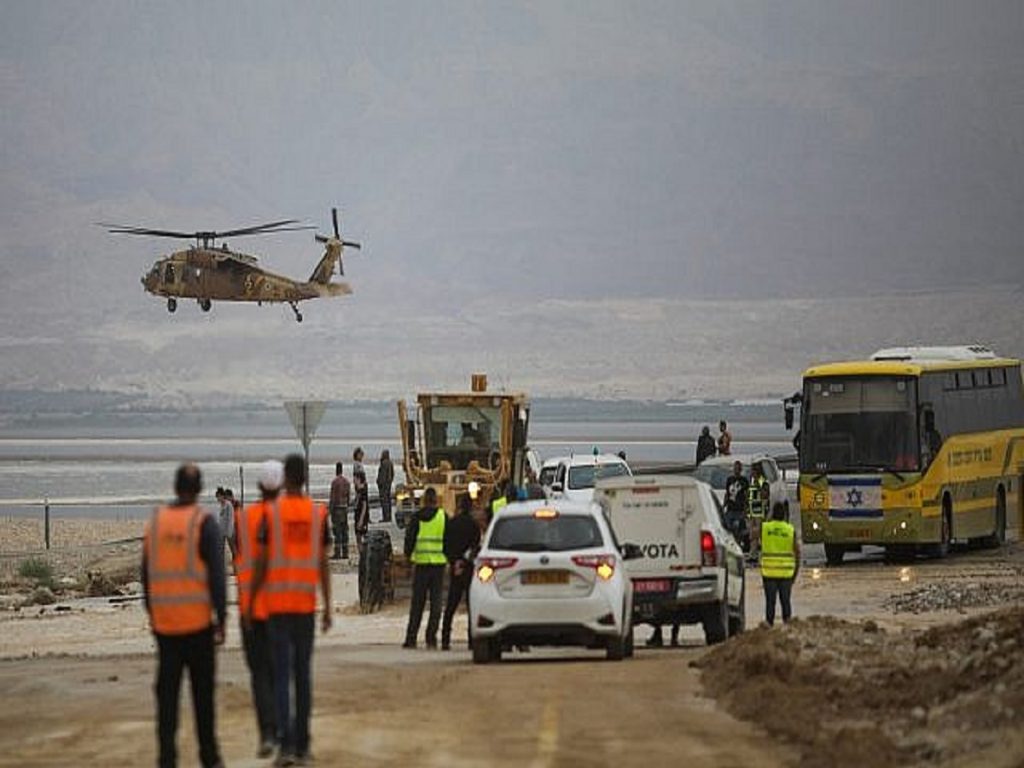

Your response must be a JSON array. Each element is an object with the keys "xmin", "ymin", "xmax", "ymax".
[{"xmin": 258, "ymin": 459, "xmax": 284, "ymax": 492}]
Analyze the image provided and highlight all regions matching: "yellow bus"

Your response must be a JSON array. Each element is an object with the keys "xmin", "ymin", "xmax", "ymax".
[{"xmin": 787, "ymin": 346, "xmax": 1024, "ymax": 565}]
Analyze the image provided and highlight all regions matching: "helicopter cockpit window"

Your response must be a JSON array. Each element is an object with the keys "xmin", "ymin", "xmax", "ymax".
[{"xmin": 164, "ymin": 264, "xmax": 175, "ymax": 283}]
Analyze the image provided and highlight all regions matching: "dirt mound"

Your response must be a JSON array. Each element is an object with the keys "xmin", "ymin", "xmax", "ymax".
[{"xmin": 696, "ymin": 607, "xmax": 1024, "ymax": 767}]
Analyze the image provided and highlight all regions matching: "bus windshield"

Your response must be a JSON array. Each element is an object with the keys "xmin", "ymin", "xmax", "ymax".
[{"xmin": 801, "ymin": 376, "xmax": 919, "ymax": 474}]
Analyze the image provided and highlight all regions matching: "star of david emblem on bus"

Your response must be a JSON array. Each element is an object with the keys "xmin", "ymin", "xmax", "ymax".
[{"xmin": 845, "ymin": 488, "xmax": 864, "ymax": 508}]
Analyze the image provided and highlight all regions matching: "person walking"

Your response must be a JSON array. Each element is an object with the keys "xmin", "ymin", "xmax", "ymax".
[
  {"xmin": 747, "ymin": 464, "xmax": 770, "ymax": 563},
  {"xmin": 234, "ymin": 460, "xmax": 282, "ymax": 759},
  {"xmin": 142, "ymin": 463, "xmax": 226, "ymax": 768},
  {"xmin": 402, "ymin": 487, "xmax": 447, "ymax": 649},
  {"xmin": 441, "ymin": 493, "xmax": 481, "ymax": 650},
  {"xmin": 352, "ymin": 447, "xmax": 370, "ymax": 548},
  {"xmin": 376, "ymin": 449, "xmax": 394, "ymax": 524},
  {"xmin": 761, "ymin": 501, "xmax": 800, "ymax": 626},
  {"xmin": 328, "ymin": 462, "xmax": 351, "ymax": 560},
  {"xmin": 723, "ymin": 461, "xmax": 750, "ymax": 550},
  {"xmin": 215, "ymin": 487, "xmax": 236, "ymax": 558},
  {"xmin": 717, "ymin": 420, "xmax": 732, "ymax": 456},
  {"xmin": 250, "ymin": 454, "xmax": 332, "ymax": 767},
  {"xmin": 695, "ymin": 426, "xmax": 716, "ymax": 465}
]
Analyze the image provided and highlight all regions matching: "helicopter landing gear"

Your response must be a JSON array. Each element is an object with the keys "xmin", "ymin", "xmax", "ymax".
[
  {"xmin": 289, "ymin": 302, "xmax": 303, "ymax": 323},
  {"xmin": 167, "ymin": 298, "xmax": 177, "ymax": 313},
  {"xmin": 199, "ymin": 298, "xmax": 212, "ymax": 312}
]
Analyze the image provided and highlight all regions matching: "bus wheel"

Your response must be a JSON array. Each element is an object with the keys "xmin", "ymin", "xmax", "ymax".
[
  {"xmin": 824, "ymin": 544, "xmax": 845, "ymax": 566},
  {"xmin": 930, "ymin": 498, "xmax": 952, "ymax": 558},
  {"xmin": 981, "ymin": 488, "xmax": 1007, "ymax": 549}
]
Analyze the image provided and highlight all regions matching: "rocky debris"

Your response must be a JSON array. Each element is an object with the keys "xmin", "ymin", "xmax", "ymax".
[
  {"xmin": 696, "ymin": 606, "xmax": 1024, "ymax": 768},
  {"xmin": 883, "ymin": 581, "xmax": 1024, "ymax": 613},
  {"xmin": 85, "ymin": 571, "xmax": 120, "ymax": 597},
  {"xmin": 23, "ymin": 587, "xmax": 56, "ymax": 607}
]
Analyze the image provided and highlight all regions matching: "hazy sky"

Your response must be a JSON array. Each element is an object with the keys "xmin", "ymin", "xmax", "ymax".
[{"xmin": 1, "ymin": 2, "xmax": 1022, "ymax": 401}]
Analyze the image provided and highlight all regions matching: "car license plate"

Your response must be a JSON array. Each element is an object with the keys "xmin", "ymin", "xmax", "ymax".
[
  {"xmin": 633, "ymin": 579, "xmax": 672, "ymax": 594},
  {"xmin": 849, "ymin": 528, "xmax": 872, "ymax": 540},
  {"xmin": 521, "ymin": 570, "xmax": 570, "ymax": 585}
]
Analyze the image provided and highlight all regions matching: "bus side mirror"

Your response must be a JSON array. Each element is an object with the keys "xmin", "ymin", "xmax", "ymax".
[
  {"xmin": 784, "ymin": 404, "xmax": 795, "ymax": 431},
  {"xmin": 924, "ymin": 409, "xmax": 935, "ymax": 433}
]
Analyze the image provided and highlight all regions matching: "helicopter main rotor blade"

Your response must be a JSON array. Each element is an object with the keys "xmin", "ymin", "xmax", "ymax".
[
  {"xmin": 99, "ymin": 224, "xmax": 198, "ymax": 239},
  {"xmin": 215, "ymin": 219, "xmax": 308, "ymax": 238},
  {"xmin": 342, "ymin": 240, "xmax": 361, "ymax": 250},
  {"xmin": 332, "ymin": 207, "xmax": 339, "ymax": 239}
]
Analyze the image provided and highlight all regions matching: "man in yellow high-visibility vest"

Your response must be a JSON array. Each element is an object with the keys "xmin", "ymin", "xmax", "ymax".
[{"xmin": 760, "ymin": 502, "xmax": 800, "ymax": 626}]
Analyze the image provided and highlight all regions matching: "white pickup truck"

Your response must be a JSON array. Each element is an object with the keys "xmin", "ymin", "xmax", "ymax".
[{"xmin": 595, "ymin": 475, "xmax": 746, "ymax": 645}]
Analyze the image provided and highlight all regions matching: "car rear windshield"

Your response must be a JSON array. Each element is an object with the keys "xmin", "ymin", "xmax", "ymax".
[
  {"xmin": 568, "ymin": 462, "xmax": 630, "ymax": 490},
  {"xmin": 692, "ymin": 464, "xmax": 746, "ymax": 490},
  {"xmin": 488, "ymin": 515, "xmax": 604, "ymax": 552}
]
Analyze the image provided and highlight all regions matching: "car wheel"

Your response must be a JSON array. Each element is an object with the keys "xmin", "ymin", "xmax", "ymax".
[
  {"xmin": 606, "ymin": 633, "xmax": 626, "ymax": 661},
  {"xmin": 703, "ymin": 599, "xmax": 729, "ymax": 645},
  {"xmin": 728, "ymin": 579, "xmax": 746, "ymax": 636},
  {"xmin": 471, "ymin": 637, "xmax": 493, "ymax": 664}
]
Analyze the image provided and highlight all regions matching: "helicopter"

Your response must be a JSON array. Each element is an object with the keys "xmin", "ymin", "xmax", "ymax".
[{"xmin": 103, "ymin": 208, "xmax": 361, "ymax": 322}]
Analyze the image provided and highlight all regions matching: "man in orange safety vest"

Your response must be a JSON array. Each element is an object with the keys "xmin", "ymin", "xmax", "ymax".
[
  {"xmin": 251, "ymin": 454, "xmax": 332, "ymax": 767},
  {"xmin": 142, "ymin": 463, "xmax": 226, "ymax": 768}
]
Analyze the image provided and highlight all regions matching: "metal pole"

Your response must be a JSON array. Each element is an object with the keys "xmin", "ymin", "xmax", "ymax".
[
  {"xmin": 44, "ymin": 497, "xmax": 50, "ymax": 550},
  {"xmin": 303, "ymin": 404, "xmax": 310, "ymax": 496}
]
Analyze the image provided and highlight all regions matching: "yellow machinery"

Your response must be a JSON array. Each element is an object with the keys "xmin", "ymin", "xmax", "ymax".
[{"xmin": 395, "ymin": 374, "xmax": 531, "ymax": 523}]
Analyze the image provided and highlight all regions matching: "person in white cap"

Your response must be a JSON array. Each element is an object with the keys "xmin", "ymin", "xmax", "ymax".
[{"xmin": 233, "ymin": 460, "xmax": 283, "ymax": 758}]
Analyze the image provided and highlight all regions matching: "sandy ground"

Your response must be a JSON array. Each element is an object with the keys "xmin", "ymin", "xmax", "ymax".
[{"xmin": 0, "ymin": 520, "xmax": 1022, "ymax": 767}]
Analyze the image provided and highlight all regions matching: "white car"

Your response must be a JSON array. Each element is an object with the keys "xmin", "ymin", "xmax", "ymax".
[
  {"xmin": 469, "ymin": 499, "xmax": 638, "ymax": 663},
  {"xmin": 690, "ymin": 453, "xmax": 789, "ymax": 514},
  {"xmin": 539, "ymin": 453, "xmax": 632, "ymax": 503}
]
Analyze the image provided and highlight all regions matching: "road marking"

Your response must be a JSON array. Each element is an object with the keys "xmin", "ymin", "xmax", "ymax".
[{"xmin": 530, "ymin": 696, "xmax": 559, "ymax": 768}]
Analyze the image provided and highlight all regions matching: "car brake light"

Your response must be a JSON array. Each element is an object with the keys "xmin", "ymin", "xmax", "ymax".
[
  {"xmin": 476, "ymin": 557, "xmax": 518, "ymax": 583},
  {"xmin": 534, "ymin": 508, "xmax": 558, "ymax": 519},
  {"xmin": 701, "ymin": 531, "xmax": 717, "ymax": 567},
  {"xmin": 572, "ymin": 554, "xmax": 616, "ymax": 580}
]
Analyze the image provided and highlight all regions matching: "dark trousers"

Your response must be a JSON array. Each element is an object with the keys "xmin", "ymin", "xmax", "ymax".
[
  {"xmin": 763, "ymin": 577, "xmax": 794, "ymax": 626},
  {"xmin": 378, "ymin": 484, "xmax": 392, "ymax": 522},
  {"xmin": 269, "ymin": 613, "xmax": 315, "ymax": 757},
  {"xmin": 330, "ymin": 506, "xmax": 349, "ymax": 558},
  {"xmin": 241, "ymin": 619, "xmax": 276, "ymax": 744},
  {"xmin": 155, "ymin": 627, "xmax": 221, "ymax": 768},
  {"xmin": 405, "ymin": 564, "xmax": 444, "ymax": 646},
  {"xmin": 441, "ymin": 563, "xmax": 472, "ymax": 646}
]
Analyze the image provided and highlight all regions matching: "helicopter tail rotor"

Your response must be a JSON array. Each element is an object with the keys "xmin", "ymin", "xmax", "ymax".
[{"xmin": 314, "ymin": 207, "xmax": 361, "ymax": 277}]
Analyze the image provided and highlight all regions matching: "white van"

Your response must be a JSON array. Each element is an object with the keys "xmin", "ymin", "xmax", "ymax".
[{"xmin": 594, "ymin": 475, "xmax": 746, "ymax": 645}]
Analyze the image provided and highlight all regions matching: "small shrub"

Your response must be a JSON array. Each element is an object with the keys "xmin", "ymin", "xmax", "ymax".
[{"xmin": 18, "ymin": 557, "xmax": 54, "ymax": 587}]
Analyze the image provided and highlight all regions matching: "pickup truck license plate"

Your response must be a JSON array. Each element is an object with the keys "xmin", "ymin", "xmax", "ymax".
[
  {"xmin": 521, "ymin": 570, "xmax": 570, "ymax": 585},
  {"xmin": 633, "ymin": 579, "xmax": 672, "ymax": 594}
]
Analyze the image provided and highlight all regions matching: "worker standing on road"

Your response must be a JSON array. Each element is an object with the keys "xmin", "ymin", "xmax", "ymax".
[
  {"xmin": 328, "ymin": 462, "xmax": 351, "ymax": 560},
  {"xmin": 441, "ymin": 492, "xmax": 481, "ymax": 650},
  {"xmin": 142, "ymin": 463, "xmax": 226, "ymax": 768},
  {"xmin": 250, "ymin": 454, "xmax": 332, "ymax": 767},
  {"xmin": 717, "ymin": 420, "xmax": 732, "ymax": 456},
  {"xmin": 352, "ymin": 447, "xmax": 370, "ymax": 548},
  {"xmin": 696, "ymin": 426, "xmax": 716, "ymax": 465},
  {"xmin": 761, "ymin": 501, "xmax": 800, "ymax": 626},
  {"xmin": 723, "ymin": 461, "xmax": 750, "ymax": 550},
  {"xmin": 402, "ymin": 487, "xmax": 447, "ymax": 649},
  {"xmin": 215, "ymin": 487, "xmax": 236, "ymax": 558},
  {"xmin": 376, "ymin": 449, "xmax": 394, "ymax": 524},
  {"xmin": 234, "ymin": 460, "xmax": 282, "ymax": 759},
  {"xmin": 747, "ymin": 464, "xmax": 770, "ymax": 563}
]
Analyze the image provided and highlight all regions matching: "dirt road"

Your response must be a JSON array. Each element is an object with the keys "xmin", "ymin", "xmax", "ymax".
[{"xmin": 0, "ymin": 539, "xmax": 1021, "ymax": 767}]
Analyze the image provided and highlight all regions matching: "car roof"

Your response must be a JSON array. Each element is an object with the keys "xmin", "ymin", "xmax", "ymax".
[
  {"xmin": 541, "ymin": 454, "xmax": 629, "ymax": 469},
  {"xmin": 697, "ymin": 453, "xmax": 774, "ymax": 467},
  {"xmin": 494, "ymin": 499, "xmax": 599, "ymax": 518}
]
